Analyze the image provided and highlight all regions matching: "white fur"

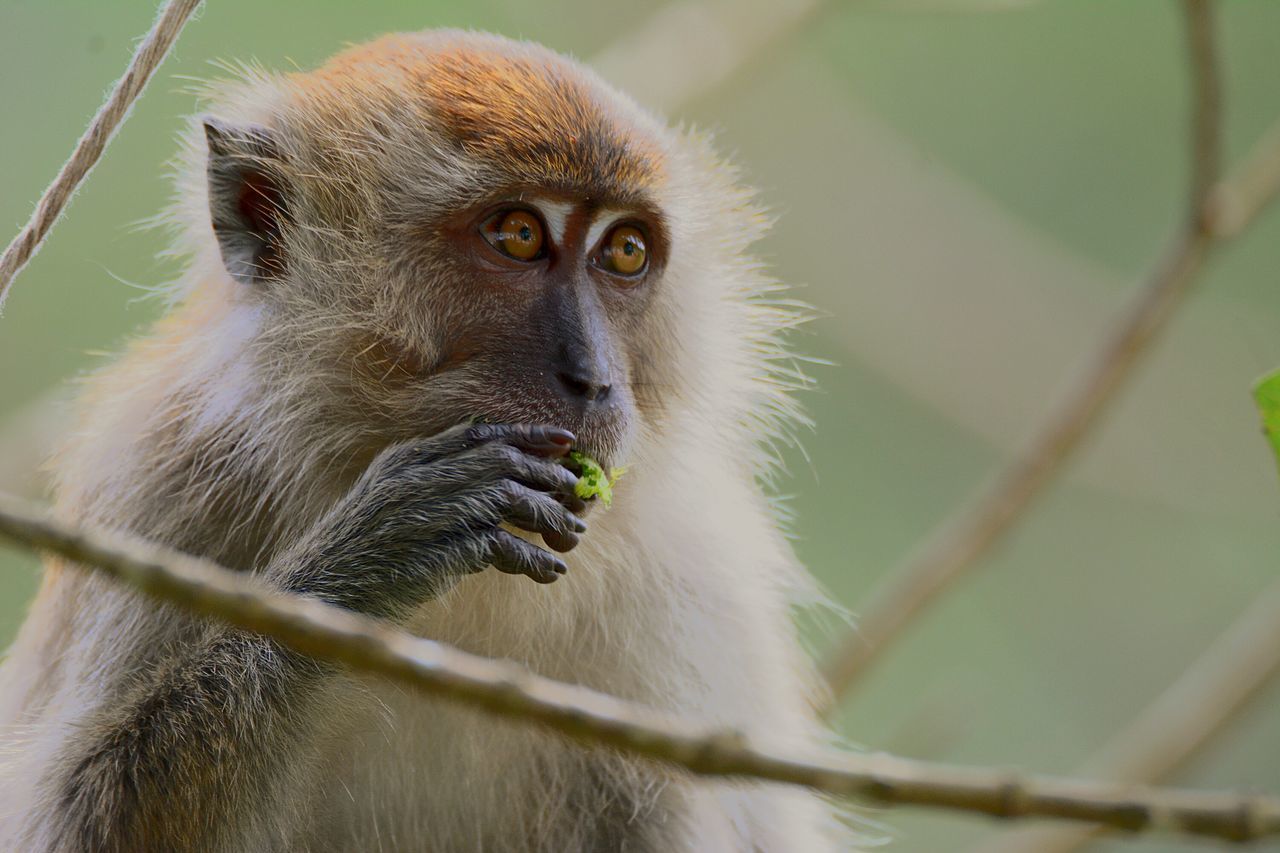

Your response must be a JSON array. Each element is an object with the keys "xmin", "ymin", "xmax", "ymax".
[
  {"xmin": 528, "ymin": 197, "xmax": 573, "ymax": 245},
  {"xmin": 584, "ymin": 209, "xmax": 628, "ymax": 252}
]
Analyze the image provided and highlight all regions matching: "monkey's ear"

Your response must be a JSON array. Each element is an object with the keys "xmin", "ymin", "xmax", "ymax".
[{"xmin": 203, "ymin": 116, "xmax": 291, "ymax": 285}]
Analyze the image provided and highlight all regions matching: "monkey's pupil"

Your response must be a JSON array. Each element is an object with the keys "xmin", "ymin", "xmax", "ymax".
[
  {"xmin": 519, "ymin": 225, "xmax": 532, "ymax": 242},
  {"xmin": 623, "ymin": 242, "xmax": 635, "ymax": 255}
]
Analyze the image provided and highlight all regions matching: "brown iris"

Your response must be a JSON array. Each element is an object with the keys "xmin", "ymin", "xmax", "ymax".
[
  {"xmin": 602, "ymin": 225, "xmax": 647, "ymax": 277},
  {"xmin": 484, "ymin": 209, "xmax": 545, "ymax": 261}
]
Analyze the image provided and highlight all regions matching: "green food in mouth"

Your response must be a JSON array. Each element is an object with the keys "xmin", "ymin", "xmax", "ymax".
[{"xmin": 567, "ymin": 451, "xmax": 626, "ymax": 508}]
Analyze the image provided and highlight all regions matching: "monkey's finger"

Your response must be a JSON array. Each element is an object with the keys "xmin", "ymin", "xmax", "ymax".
[
  {"xmin": 487, "ymin": 530, "xmax": 566, "ymax": 584},
  {"xmin": 497, "ymin": 481, "xmax": 585, "ymax": 552},
  {"xmin": 495, "ymin": 423, "xmax": 578, "ymax": 459},
  {"xmin": 512, "ymin": 458, "xmax": 587, "ymax": 514},
  {"xmin": 428, "ymin": 422, "xmax": 576, "ymax": 461},
  {"xmin": 540, "ymin": 528, "xmax": 579, "ymax": 554},
  {"xmin": 462, "ymin": 442, "xmax": 583, "ymax": 506}
]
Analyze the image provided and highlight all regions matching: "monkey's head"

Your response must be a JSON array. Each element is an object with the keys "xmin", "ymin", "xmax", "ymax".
[{"xmin": 185, "ymin": 31, "xmax": 793, "ymax": 478}]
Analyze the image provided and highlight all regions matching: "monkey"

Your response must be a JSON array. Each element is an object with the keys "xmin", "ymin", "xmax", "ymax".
[{"xmin": 0, "ymin": 30, "xmax": 850, "ymax": 852}]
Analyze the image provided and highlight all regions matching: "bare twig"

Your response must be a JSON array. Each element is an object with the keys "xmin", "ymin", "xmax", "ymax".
[
  {"xmin": 0, "ymin": 0, "xmax": 203, "ymax": 311},
  {"xmin": 591, "ymin": 0, "xmax": 829, "ymax": 113},
  {"xmin": 975, "ymin": 577, "xmax": 1280, "ymax": 853},
  {"xmin": 1206, "ymin": 116, "xmax": 1280, "ymax": 239},
  {"xmin": 819, "ymin": 232, "xmax": 1212, "ymax": 704},
  {"xmin": 1, "ymin": 496, "xmax": 1280, "ymax": 843},
  {"xmin": 819, "ymin": 0, "xmax": 1231, "ymax": 708},
  {"xmin": 1184, "ymin": 0, "xmax": 1221, "ymax": 217}
]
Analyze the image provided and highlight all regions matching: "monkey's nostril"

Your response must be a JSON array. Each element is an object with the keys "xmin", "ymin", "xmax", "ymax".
[{"xmin": 556, "ymin": 371, "xmax": 611, "ymax": 403}]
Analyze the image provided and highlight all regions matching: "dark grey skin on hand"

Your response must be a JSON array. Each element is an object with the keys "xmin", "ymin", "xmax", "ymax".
[
  {"xmin": 278, "ymin": 422, "xmax": 589, "ymax": 615},
  {"xmin": 47, "ymin": 422, "xmax": 587, "ymax": 853}
]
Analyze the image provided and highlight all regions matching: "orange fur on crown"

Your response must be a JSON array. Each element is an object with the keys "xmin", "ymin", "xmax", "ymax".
[{"xmin": 293, "ymin": 34, "xmax": 663, "ymax": 200}]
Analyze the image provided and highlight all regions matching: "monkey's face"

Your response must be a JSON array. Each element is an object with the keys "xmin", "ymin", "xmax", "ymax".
[
  {"xmin": 199, "ymin": 33, "xmax": 767, "ymax": 473},
  {"xmin": 381, "ymin": 191, "xmax": 669, "ymax": 468}
]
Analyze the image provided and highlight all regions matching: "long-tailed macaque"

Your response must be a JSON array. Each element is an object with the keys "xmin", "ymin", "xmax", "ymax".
[{"xmin": 0, "ymin": 30, "xmax": 848, "ymax": 852}]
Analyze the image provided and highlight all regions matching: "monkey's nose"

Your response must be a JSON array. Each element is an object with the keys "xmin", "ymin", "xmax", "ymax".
[{"xmin": 555, "ymin": 370, "xmax": 612, "ymax": 403}]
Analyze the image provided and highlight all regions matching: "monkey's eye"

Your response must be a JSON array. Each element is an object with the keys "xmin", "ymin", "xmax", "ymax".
[
  {"xmin": 600, "ymin": 225, "xmax": 648, "ymax": 278},
  {"xmin": 482, "ymin": 209, "xmax": 546, "ymax": 262}
]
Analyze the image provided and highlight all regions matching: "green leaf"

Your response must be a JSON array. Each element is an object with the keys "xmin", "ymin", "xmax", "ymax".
[
  {"xmin": 567, "ymin": 451, "xmax": 625, "ymax": 508},
  {"xmin": 1253, "ymin": 369, "xmax": 1280, "ymax": 476}
]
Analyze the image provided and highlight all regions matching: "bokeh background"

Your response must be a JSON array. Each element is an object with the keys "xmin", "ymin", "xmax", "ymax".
[{"xmin": 3, "ymin": 1, "xmax": 1280, "ymax": 850}]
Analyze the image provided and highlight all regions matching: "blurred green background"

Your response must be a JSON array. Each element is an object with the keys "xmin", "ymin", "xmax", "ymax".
[{"xmin": 3, "ymin": 1, "xmax": 1280, "ymax": 850}]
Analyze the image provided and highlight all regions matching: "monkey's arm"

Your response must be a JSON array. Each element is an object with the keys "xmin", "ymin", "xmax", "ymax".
[
  {"xmin": 33, "ymin": 424, "xmax": 585, "ymax": 853},
  {"xmin": 43, "ymin": 629, "xmax": 326, "ymax": 852}
]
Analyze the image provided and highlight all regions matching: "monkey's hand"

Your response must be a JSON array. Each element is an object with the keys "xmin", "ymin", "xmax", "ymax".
[{"xmin": 272, "ymin": 423, "xmax": 587, "ymax": 619}]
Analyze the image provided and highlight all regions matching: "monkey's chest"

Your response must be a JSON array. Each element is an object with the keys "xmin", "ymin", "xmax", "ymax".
[{"xmin": 303, "ymin": 564, "xmax": 675, "ymax": 850}]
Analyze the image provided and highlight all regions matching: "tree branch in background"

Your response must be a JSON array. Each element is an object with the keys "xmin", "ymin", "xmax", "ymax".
[
  {"xmin": 820, "ymin": 0, "xmax": 1235, "ymax": 709},
  {"xmin": 591, "ymin": 0, "xmax": 830, "ymax": 113},
  {"xmin": 1206, "ymin": 116, "xmax": 1280, "ymax": 239},
  {"xmin": 1, "ymin": 496, "xmax": 1280, "ymax": 844},
  {"xmin": 0, "ymin": 0, "xmax": 203, "ymax": 311},
  {"xmin": 974, "ymin": 350, "xmax": 1280, "ymax": 851},
  {"xmin": 1183, "ymin": 0, "xmax": 1221, "ymax": 216},
  {"xmin": 975, "ymin": 579, "xmax": 1280, "ymax": 853}
]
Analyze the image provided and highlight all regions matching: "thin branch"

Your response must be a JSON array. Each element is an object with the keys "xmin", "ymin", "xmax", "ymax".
[
  {"xmin": 975, "ymin": 576, "xmax": 1280, "ymax": 853},
  {"xmin": 1185, "ymin": 0, "xmax": 1222, "ymax": 218},
  {"xmin": 591, "ymin": 0, "xmax": 830, "ymax": 113},
  {"xmin": 819, "ymin": 0, "xmax": 1229, "ymax": 708},
  {"xmin": 1, "ymin": 497, "xmax": 1280, "ymax": 843},
  {"xmin": 819, "ymin": 233, "xmax": 1211, "ymax": 704},
  {"xmin": 0, "ymin": 0, "xmax": 203, "ymax": 311},
  {"xmin": 1206, "ymin": 116, "xmax": 1280, "ymax": 239}
]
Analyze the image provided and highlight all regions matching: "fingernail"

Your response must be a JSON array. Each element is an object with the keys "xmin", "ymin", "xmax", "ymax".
[
  {"xmin": 570, "ymin": 515, "xmax": 587, "ymax": 533},
  {"xmin": 544, "ymin": 428, "xmax": 575, "ymax": 447}
]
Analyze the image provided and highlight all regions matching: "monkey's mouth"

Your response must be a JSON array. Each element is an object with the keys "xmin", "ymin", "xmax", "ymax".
[
  {"xmin": 469, "ymin": 402, "xmax": 628, "ymax": 471},
  {"xmin": 421, "ymin": 371, "xmax": 633, "ymax": 470}
]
